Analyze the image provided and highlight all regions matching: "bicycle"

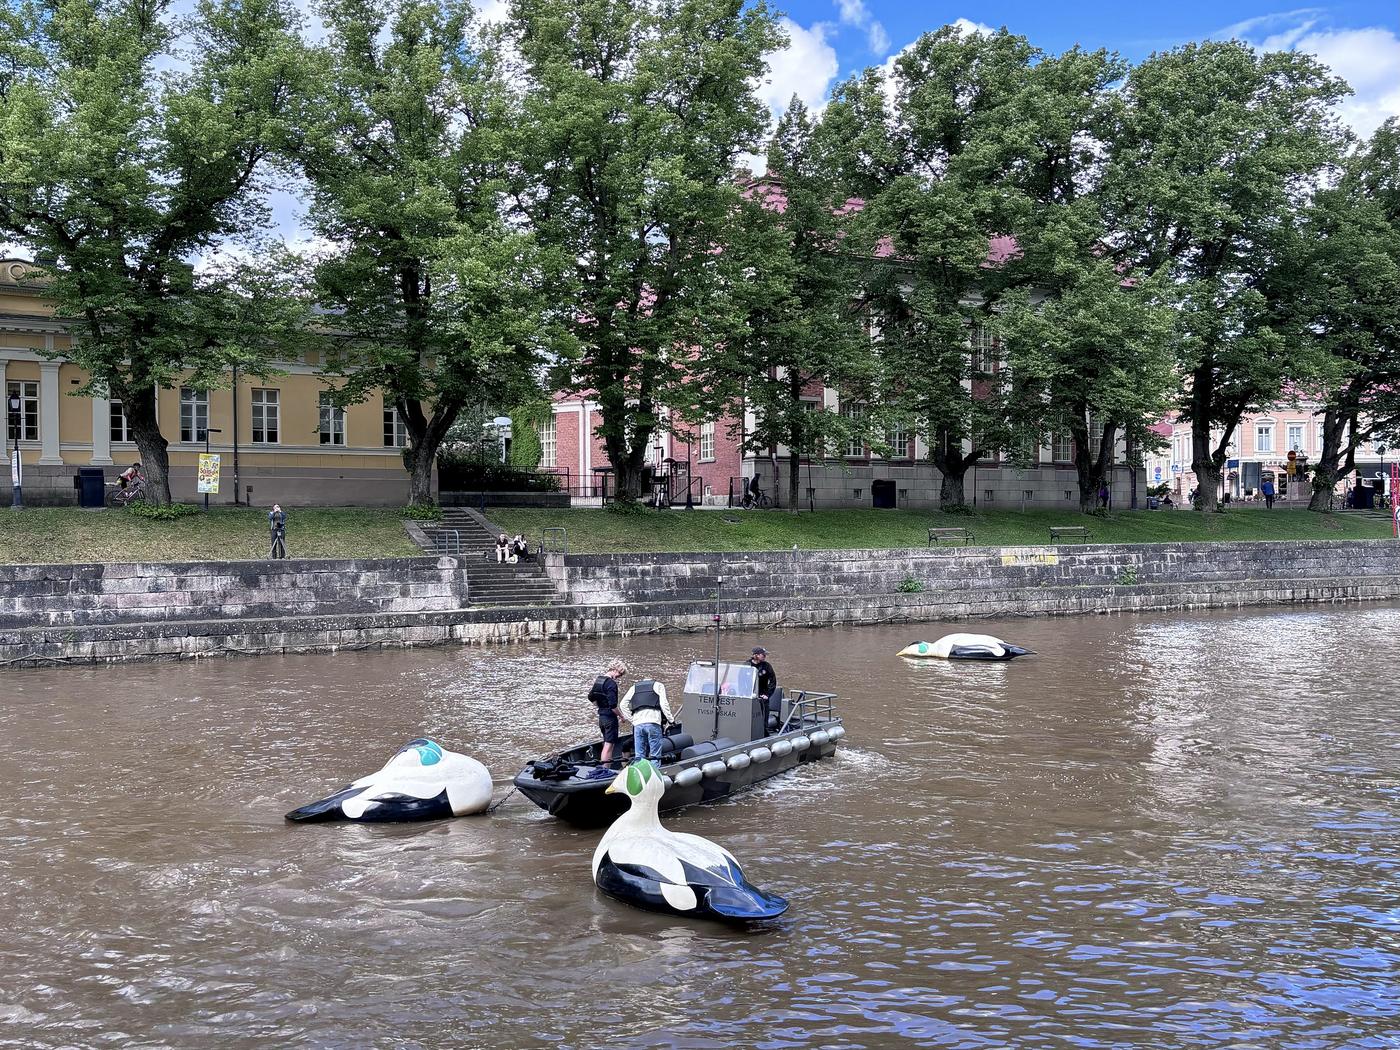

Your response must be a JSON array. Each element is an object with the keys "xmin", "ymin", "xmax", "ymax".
[
  {"xmin": 740, "ymin": 490, "xmax": 772, "ymax": 510},
  {"xmin": 108, "ymin": 477, "xmax": 148, "ymax": 507}
]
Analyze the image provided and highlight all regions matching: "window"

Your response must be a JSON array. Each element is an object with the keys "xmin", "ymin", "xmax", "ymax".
[
  {"xmin": 252, "ymin": 388, "xmax": 280, "ymax": 444},
  {"xmin": 1052, "ymin": 432, "xmax": 1073, "ymax": 463},
  {"xmin": 319, "ymin": 392, "xmax": 345, "ymax": 446},
  {"xmin": 1317, "ymin": 421, "xmax": 1327, "ymax": 452},
  {"xmin": 537, "ymin": 416, "xmax": 556, "ymax": 468},
  {"xmin": 970, "ymin": 325, "xmax": 997, "ymax": 373},
  {"xmin": 382, "ymin": 403, "xmax": 407, "ymax": 448},
  {"xmin": 109, "ymin": 399, "xmax": 130, "ymax": 443},
  {"xmin": 885, "ymin": 423, "xmax": 912, "ymax": 459},
  {"xmin": 5, "ymin": 381, "xmax": 38, "ymax": 442},
  {"xmin": 1255, "ymin": 424, "xmax": 1274, "ymax": 454},
  {"xmin": 840, "ymin": 401, "xmax": 866, "ymax": 458},
  {"xmin": 179, "ymin": 387, "xmax": 208, "ymax": 443},
  {"xmin": 1287, "ymin": 423, "xmax": 1305, "ymax": 453},
  {"xmin": 699, "ymin": 421, "xmax": 715, "ymax": 462}
]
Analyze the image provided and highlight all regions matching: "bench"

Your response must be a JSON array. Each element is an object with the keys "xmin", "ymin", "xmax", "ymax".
[
  {"xmin": 1048, "ymin": 526, "xmax": 1090, "ymax": 544},
  {"xmin": 928, "ymin": 526, "xmax": 973, "ymax": 547}
]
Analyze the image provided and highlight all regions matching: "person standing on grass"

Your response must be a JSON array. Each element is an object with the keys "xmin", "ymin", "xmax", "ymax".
[
  {"xmin": 269, "ymin": 504, "xmax": 287, "ymax": 559},
  {"xmin": 1261, "ymin": 478, "xmax": 1275, "ymax": 510}
]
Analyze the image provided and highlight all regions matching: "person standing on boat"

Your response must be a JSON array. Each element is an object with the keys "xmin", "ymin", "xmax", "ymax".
[
  {"xmin": 750, "ymin": 646, "xmax": 777, "ymax": 700},
  {"xmin": 619, "ymin": 677, "xmax": 675, "ymax": 763},
  {"xmin": 589, "ymin": 660, "xmax": 628, "ymax": 775}
]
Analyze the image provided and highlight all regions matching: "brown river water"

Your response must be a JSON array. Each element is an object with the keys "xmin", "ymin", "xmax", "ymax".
[{"xmin": 2, "ymin": 607, "xmax": 1399, "ymax": 1049}]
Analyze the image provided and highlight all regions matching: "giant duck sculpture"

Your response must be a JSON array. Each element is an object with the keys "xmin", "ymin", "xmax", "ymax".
[
  {"xmin": 285, "ymin": 738, "xmax": 493, "ymax": 823},
  {"xmin": 898, "ymin": 633, "xmax": 1034, "ymax": 661},
  {"xmin": 592, "ymin": 760, "xmax": 789, "ymax": 923}
]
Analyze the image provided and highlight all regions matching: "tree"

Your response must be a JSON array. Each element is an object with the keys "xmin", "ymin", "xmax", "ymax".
[
  {"xmin": 991, "ymin": 47, "xmax": 1176, "ymax": 512},
  {"xmin": 505, "ymin": 0, "xmax": 782, "ymax": 501},
  {"xmin": 1265, "ymin": 120, "xmax": 1400, "ymax": 510},
  {"xmin": 1105, "ymin": 41, "xmax": 1350, "ymax": 512},
  {"xmin": 292, "ymin": 0, "xmax": 547, "ymax": 506},
  {"xmin": 0, "ymin": 0, "xmax": 304, "ymax": 504},
  {"xmin": 702, "ymin": 100, "xmax": 874, "ymax": 512},
  {"xmin": 823, "ymin": 27, "xmax": 1036, "ymax": 510}
]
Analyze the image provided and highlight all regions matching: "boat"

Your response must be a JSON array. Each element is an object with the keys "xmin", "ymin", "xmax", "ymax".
[{"xmin": 513, "ymin": 659, "xmax": 845, "ymax": 827}]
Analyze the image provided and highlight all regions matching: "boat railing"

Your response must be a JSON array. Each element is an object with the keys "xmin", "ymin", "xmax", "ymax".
[{"xmin": 778, "ymin": 690, "xmax": 839, "ymax": 734}]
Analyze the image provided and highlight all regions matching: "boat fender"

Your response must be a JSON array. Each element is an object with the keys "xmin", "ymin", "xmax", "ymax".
[
  {"xmin": 727, "ymin": 753, "xmax": 751, "ymax": 771},
  {"xmin": 792, "ymin": 736, "xmax": 810, "ymax": 751},
  {"xmin": 701, "ymin": 761, "xmax": 727, "ymax": 779},
  {"xmin": 674, "ymin": 767, "xmax": 703, "ymax": 787},
  {"xmin": 771, "ymin": 740, "xmax": 793, "ymax": 758},
  {"xmin": 828, "ymin": 726, "xmax": 846, "ymax": 741},
  {"xmin": 810, "ymin": 730, "xmax": 830, "ymax": 747},
  {"xmin": 749, "ymin": 747, "xmax": 772, "ymax": 764}
]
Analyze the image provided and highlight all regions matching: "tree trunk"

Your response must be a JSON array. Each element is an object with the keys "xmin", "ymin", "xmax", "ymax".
[
  {"xmin": 120, "ymin": 382, "xmax": 171, "ymax": 505},
  {"xmin": 404, "ymin": 444, "xmax": 435, "ymax": 506},
  {"xmin": 931, "ymin": 429, "xmax": 973, "ymax": 511},
  {"xmin": 938, "ymin": 468, "xmax": 967, "ymax": 510},
  {"xmin": 1309, "ymin": 404, "xmax": 1356, "ymax": 512},
  {"xmin": 1193, "ymin": 458, "xmax": 1223, "ymax": 512},
  {"xmin": 1070, "ymin": 413, "xmax": 1116, "ymax": 513},
  {"xmin": 787, "ymin": 447, "xmax": 801, "ymax": 513}
]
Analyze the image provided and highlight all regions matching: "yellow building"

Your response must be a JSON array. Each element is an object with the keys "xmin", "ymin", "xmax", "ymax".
[{"xmin": 1, "ymin": 258, "xmax": 419, "ymax": 506}]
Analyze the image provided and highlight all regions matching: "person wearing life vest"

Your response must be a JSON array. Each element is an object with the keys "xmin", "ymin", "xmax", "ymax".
[
  {"xmin": 619, "ymin": 676, "xmax": 676, "ymax": 763},
  {"xmin": 588, "ymin": 660, "xmax": 628, "ymax": 777}
]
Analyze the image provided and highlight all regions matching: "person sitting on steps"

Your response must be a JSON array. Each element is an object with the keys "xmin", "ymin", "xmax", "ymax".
[{"xmin": 494, "ymin": 533, "xmax": 515, "ymax": 564}]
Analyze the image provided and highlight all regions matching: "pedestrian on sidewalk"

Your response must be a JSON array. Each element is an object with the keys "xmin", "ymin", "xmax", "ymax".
[{"xmin": 268, "ymin": 504, "xmax": 287, "ymax": 559}]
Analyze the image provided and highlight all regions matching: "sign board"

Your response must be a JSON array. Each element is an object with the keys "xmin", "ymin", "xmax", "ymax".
[
  {"xmin": 1153, "ymin": 466, "xmax": 1162, "ymax": 481},
  {"xmin": 1172, "ymin": 464, "xmax": 1182, "ymax": 475},
  {"xmin": 196, "ymin": 453, "xmax": 221, "ymax": 495},
  {"xmin": 1226, "ymin": 458, "xmax": 1239, "ymax": 469},
  {"xmin": 1287, "ymin": 449, "xmax": 1298, "ymax": 461},
  {"xmin": 1287, "ymin": 462, "xmax": 1296, "ymax": 476},
  {"xmin": 1392, "ymin": 463, "xmax": 1399, "ymax": 538},
  {"xmin": 9, "ymin": 449, "xmax": 19, "ymax": 488}
]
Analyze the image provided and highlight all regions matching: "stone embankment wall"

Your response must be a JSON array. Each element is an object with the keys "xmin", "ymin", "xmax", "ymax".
[
  {"xmin": 2, "ymin": 541, "xmax": 1398, "ymax": 667},
  {"xmin": 0, "ymin": 557, "xmax": 471, "ymax": 629}
]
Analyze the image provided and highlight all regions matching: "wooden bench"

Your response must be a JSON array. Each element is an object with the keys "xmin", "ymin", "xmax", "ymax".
[
  {"xmin": 1048, "ymin": 526, "xmax": 1090, "ymax": 544},
  {"xmin": 928, "ymin": 526, "xmax": 973, "ymax": 547}
]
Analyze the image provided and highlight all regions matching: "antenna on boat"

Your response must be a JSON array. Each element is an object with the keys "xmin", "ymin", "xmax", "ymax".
[{"xmin": 712, "ymin": 574, "xmax": 722, "ymax": 738}]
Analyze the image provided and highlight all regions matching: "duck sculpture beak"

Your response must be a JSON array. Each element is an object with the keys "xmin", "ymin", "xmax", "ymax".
[{"xmin": 605, "ymin": 772, "xmax": 625, "ymax": 795}]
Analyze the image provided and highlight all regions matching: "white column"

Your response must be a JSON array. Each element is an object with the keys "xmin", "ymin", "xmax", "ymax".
[
  {"xmin": 38, "ymin": 358, "xmax": 63, "ymax": 463},
  {"xmin": 90, "ymin": 393, "xmax": 112, "ymax": 465}
]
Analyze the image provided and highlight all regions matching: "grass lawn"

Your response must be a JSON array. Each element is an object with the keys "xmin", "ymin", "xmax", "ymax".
[
  {"xmin": 0, "ymin": 507, "xmax": 420, "ymax": 565},
  {"xmin": 489, "ymin": 505, "xmax": 1396, "ymax": 554}
]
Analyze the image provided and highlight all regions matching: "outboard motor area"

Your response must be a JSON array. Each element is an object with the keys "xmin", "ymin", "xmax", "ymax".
[{"xmin": 683, "ymin": 661, "xmax": 767, "ymax": 744}]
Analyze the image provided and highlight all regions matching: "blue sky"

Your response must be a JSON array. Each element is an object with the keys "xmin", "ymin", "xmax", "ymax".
[{"xmin": 758, "ymin": 1, "xmax": 1399, "ymax": 137}]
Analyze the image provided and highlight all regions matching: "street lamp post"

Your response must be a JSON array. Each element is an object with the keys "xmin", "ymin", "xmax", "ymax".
[
  {"xmin": 7, "ymin": 393, "xmax": 21, "ymax": 509},
  {"xmin": 201, "ymin": 427, "xmax": 222, "ymax": 511}
]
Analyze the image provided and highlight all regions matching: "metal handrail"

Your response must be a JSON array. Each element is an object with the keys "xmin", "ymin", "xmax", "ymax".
[
  {"xmin": 778, "ymin": 690, "xmax": 839, "ymax": 733},
  {"xmin": 541, "ymin": 526, "xmax": 568, "ymax": 555},
  {"xmin": 436, "ymin": 528, "xmax": 461, "ymax": 555}
]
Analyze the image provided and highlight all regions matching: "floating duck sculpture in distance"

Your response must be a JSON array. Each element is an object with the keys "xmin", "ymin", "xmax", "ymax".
[
  {"xmin": 592, "ymin": 760, "xmax": 789, "ymax": 923},
  {"xmin": 285, "ymin": 739, "xmax": 493, "ymax": 823},
  {"xmin": 898, "ymin": 633, "xmax": 1035, "ymax": 661}
]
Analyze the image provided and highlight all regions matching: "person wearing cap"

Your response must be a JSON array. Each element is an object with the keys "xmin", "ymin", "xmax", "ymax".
[{"xmin": 750, "ymin": 646, "xmax": 777, "ymax": 700}]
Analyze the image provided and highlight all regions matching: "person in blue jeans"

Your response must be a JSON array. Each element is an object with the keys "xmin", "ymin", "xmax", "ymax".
[
  {"xmin": 1261, "ymin": 478, "xmax": 1275, "ymax": 509},
  {"xmin": 619, "ymin": 677, "xmax": 676, "ymax": 763}
]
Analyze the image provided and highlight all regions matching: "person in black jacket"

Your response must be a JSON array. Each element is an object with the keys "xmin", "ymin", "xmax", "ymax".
[
  {"xmin": 750, "ymin": 646, "xmax": 776, "ymax": 700},
  {"xmin": 588, "ymin": 660, "xmax": 628, "ymax": 776}
]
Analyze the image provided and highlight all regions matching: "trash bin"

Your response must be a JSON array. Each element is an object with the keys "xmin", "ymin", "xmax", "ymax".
[{"xmin": 77, "ymin": 467, "xmax": 106, "ymax": 508}]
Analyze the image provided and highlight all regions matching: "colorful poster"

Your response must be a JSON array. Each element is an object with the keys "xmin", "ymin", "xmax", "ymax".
[
  {"xmin": 1392, "ymin": 463, "xmax": 1399, "ymax": 538},
  {"xmin": 197, "ymin": 453, "xmax": 221, "ymax": 495}
]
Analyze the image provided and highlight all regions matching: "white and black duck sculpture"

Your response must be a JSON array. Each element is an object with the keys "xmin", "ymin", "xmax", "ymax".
[
  {"xmin": 285, "ymin": 738, "xmax": 493, "ymax": 823},
  {"xmin": 592, "ymin": 760, "xmax": 789, "ymax": 923},
  {"xmin": 898, "ymin": 633, "xmax": 1035, "ymax": 661}
]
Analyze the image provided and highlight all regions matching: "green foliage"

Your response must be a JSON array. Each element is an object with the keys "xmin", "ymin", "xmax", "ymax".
[
  {"xmin": 402, "ymin": 502, "xmax": 443, "ymax": 521},
  {"xmin": 292, "ymin": 0, "xmax": 551, "ymax": 505},
  {"xmin": 0, "ymin": 0, "xmax": 308, "ymax": 504},
  {"xmin": 124, "ymin": 501, "xmax": 201, "ymax": 520},
  {"xmin": 436, "ymin": 454, "xmax": 560, "ymax": 492},
  {"xmin": 1115, "ymin": 566, "xmax": 1139, "ymax": 586},
  {"xmin": 604, "ymin": 499, "xmax": 651, "ymax": 518},
  {"xmin": 505, "ymin": 0, "xmax": 783, "ymax": 500},
  {"xmin": 897, "ymin": 576, "xmax": 924, "ymax": 594},
  {"xmin": 508, "ymin": 402, "xmax": 552, "ymax": 470}
]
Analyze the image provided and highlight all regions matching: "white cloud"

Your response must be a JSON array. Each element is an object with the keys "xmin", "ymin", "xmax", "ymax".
[
  {"xmin": 474, "ymin": 0, "xmax": 509, "ymax": 24},
  {"xmin": 759, "ymin": 17, "xmax": 840, "ymax": 114},
  {"xmin": 835, "ymin": 0, "xmax": 888, "ymax": 55},
  {"xmin": 949, "ymin": 17, "xmax": 995, "ymax": 37},
  {"xmin": 1215, "ymin": 11, "xmax": 1400, "ymax": 137}
]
